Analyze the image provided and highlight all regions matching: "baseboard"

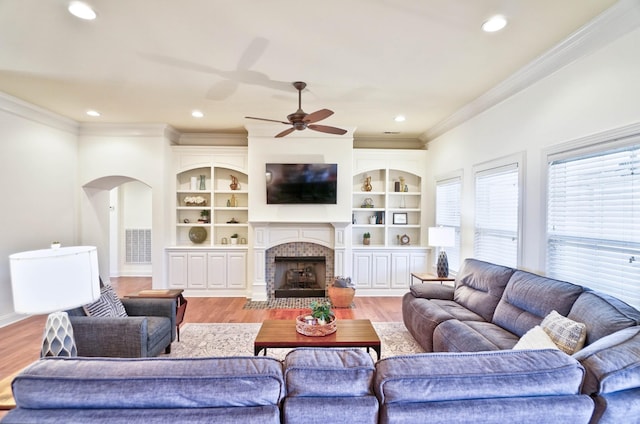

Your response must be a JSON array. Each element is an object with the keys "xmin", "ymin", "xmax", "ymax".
[{"xmin": 0, "ymin": 312, "xmax": 28, "ymax": 328}]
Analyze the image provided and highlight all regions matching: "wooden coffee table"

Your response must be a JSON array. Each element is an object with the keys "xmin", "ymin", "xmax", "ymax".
[{"xmin": 254, "ymin": 319, "xmax": 381, "ymax": 359}]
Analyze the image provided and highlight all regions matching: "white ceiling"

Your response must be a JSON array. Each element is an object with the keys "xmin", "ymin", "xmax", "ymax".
[{"xmin": 0, "ymin": 0, "xmax": 619, "ymax": 140}]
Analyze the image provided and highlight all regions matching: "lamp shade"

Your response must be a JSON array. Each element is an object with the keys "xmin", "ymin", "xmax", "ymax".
[
  {"xmin": 9, "ymin": 246, "xmax": 100, "ymax": 314},
  {"xmin": 428, "ymin": 227, "xmax": 455, "ymax": 248}
]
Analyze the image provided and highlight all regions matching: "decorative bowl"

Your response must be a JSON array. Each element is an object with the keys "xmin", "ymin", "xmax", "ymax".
[
  {"xmin": 188, "ymin": 226, "xmax": 207, "ymax": 244},
  {"xmin": 295, "ymin": 314, "xmax": 337, "ymax": 337}
]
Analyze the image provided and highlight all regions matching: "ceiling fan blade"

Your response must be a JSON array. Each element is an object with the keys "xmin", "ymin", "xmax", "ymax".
[
  {"xmin": 245, "ymin": 116, "xmax": 290, "ymax": 125},
  {"xmin": 308, "ymin": 124, "xmax": 348, "ymax": 135},
  {"xmin": 275, "ymin": 127, "xmax": 295, "ymax": 138},
  {"xmin": 304, "ymin": 109, "xmax": 333, "ymax": 124}
]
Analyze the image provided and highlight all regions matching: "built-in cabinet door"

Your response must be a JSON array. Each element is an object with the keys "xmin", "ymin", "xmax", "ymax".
[
  {"xmin": 227, "ymin": 252, "xmax": 247, "ymax": 289},
  {"xmin": 207, "ymin": 252, "xmax": 226, "ymax": 289},
  {"xmin": 168, "ymin": 252, "xmax": 188, "ymax": 288},
  {"xmin": 372, "ymin": 252, "xmax": 391, "ymax": 288},
  {"xmin": 353, "ymin": 253, "xmax": 372, "ymax": 288},
  {"xmin": 391, "ymin": 253, "xmax": 410, "ymax": 288},
  {"xmin": 188, "ymin": 252, "xmax": 207, "ymax": 288}
]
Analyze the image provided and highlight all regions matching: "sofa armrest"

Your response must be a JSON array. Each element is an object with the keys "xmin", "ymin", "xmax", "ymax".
[
  {"xmin": 409, "ymin": 284, "xmax": 454, "ymax": 300},
  {"xmin": 573, "ymin": 325, "xmax": 640, "ymax": 395},
  {"xmin": 69, "ymin": 316, "xmax": 148, "ymax": 357},
  {"xmin": 375, "ymin": 349, "xmax": 585, "ymax": 404},
  {"xmin": 122, "ymin": 298, "xmax": 175, "ymax": 321}
]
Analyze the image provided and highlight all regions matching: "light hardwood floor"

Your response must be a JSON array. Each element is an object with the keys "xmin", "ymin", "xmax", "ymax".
[{"xmin": 0, "ymin": 277, "xmax": 404, "ymax": 381}]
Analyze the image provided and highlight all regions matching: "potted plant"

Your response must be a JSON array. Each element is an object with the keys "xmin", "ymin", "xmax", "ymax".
[
  {"xmin": 199, "ymin": 209, "xmax": 210, "ymax": 223},
  {"xmin": 363, "ymin": 232, "xmax": 371, "ymax": 245},
  {"xmin": 296, "ymin": 300, "xmax": 337, "ymax": 336},
  {"xmin": 328, "ymin": 276, "xmax": 356, "ymax": 308},
  {"xmin": 310, "ymin": 300, "xmax": 335, "ymax": 325},
  {"xmin": 230, "ymin": 233, "xmax": 239, "ymax": 245}
]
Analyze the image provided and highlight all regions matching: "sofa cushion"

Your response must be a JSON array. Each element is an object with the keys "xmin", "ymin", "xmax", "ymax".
[
  {"xmin": 409, "ymin": 283, "xmax": 454, "ymax": 300},
  {"xmin": 284, "ymin": 348, "xmax": 374, "ymax": 397},
  {"xmin": 513, "ymin": 325, "xmax": 559, "ymax": 350},
  {"xmin": 453, "ymin": 259, "xmax": 514, "ymax": 322},
  {"xmin": 492, "ymin": 271, "xmax": 583, "ymax": 337},
  {"xmin": 573, "ymin": 325, "xmax": 640, "ymax": 395},
  {"xmin": 541, "ymin": 310, "xmax": 587, "ymax": 354},
  {"xmin": 402, "ymin": 293, "xmax": 484, "ymax": 352},
  {"xmin": 568, "ymin": 290, "xmax": 640, "ymax": 345},
  {"xmin": 11, "ymin": 356, "xmax": 285, "ymax": 409},
  {"xmin": 83, "ymin": 284, "xmax": 128, "ymax": 317},
  {"xmin": 433, "ymin": 320, "xmax": 519, "ymax": 352},
  {"xmin": 374, "ymin": 349, "xmax": 586, "ymax": 404}
]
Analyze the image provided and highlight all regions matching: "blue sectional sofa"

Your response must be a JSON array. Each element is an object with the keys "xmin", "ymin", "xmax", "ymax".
[
  {"xmin": 4, "ymin": 347, "xmax": 593, "ymax": 424},
  {"xmin": 403, "ymin": 258, "xmax": 640, "ymax": 424}
]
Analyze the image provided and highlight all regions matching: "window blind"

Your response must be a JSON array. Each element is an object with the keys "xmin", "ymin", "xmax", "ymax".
[
  {"xmin": 436, "ymin": 177, "xmax": 461, "ymax": 272},
  {"xmin": 474, "ymin": 163, "xmax": 519, "ymax": 267},
  {"xmin": 547, "ymin": 144, "xmax": 640, "ymax": 309}
]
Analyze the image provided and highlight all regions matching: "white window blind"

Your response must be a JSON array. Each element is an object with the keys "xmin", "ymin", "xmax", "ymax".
[
  {"xmin": 547, "ymin": 143, "xmax": 640, "ymax": 309},
  {"xmin": 474, "ymin": 164, "xmax": 519, "ymax": 267},
  {"xmin": 436, "ymin": 177, "xmax": 461, "ymax": 272}
]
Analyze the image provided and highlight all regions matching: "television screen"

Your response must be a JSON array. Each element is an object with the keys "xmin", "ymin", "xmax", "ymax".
[{"xmin": 266, "ymin": 163, "xmax": 337, "ymax": 204}]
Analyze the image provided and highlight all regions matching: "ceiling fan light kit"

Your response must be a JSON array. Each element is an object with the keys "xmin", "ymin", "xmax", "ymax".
[{"xmin": 246, "ymin": 81, "xmax": 347, "ymax": 138}]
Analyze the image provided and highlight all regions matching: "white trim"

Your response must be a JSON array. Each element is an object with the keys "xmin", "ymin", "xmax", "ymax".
[
  {"xmin": 422, "ymin": 0, "xmax": 640, "ymax": 143},
  {"xmin": 0, "ymin": 312, "xmax": 29, "ymax": 328},
  {"xmin": 0, "ymin": 92, "xmax": 78, "ymax": 134}
]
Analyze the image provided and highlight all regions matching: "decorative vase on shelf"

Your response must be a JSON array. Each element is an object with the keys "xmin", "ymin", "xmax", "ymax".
[
  {"xmin": 230, "ymin": 175, "xmax": 239, "ymax": 190},
  {"xmin": 199, "ymin": 175, "xmax": 206, "ymax": 190},
  {"xmin": 363, "ymin": 175, "xmax": 372, "ymax": 192}
]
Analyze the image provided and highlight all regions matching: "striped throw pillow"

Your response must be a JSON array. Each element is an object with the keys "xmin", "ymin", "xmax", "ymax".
[{"xmin": 83, "ymin": 284, "xmax": 128, "ymax": 317}]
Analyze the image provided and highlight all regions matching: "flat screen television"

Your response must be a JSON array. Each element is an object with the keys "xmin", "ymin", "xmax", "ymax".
[{"xmin": 266, "ymin": 163, "xmax": 337, "ymax": 204}]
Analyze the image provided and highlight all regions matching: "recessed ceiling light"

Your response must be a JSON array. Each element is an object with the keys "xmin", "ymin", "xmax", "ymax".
[
  {"xmin": 482, "ymin": 15, "xmax": 507, "ymax": 33},
  {"xmin": 68, "ymin": 2, "xmax": 97, "ymax": 20},
  {"xmin": 191, "ymin": 110, "xmax": 204, "ymax": 118},
  {"xmin": 394, "ymin": 115, "xmax": 406, "ymax": 122},
  {"xmin": 86, "ymin": 110, "xmax": 100, "ymax": 117}
]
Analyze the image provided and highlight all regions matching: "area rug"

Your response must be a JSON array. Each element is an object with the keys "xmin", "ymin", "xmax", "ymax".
[
  {"xmin": 164, "ymin": 322, "xmax": 424, "ymax": 360},
  {"xmin": 243, "ymin": 297, "xmax": 354, "ymax": 309}
]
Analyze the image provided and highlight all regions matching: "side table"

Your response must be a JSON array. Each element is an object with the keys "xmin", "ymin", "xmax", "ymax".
[
  {"xmin": 410, "ymin": 272, "xmax": 455, "ymax": 286},
  {"xmin": 126, "ymin": 289, "xmax": 187, "ymax": 342}
]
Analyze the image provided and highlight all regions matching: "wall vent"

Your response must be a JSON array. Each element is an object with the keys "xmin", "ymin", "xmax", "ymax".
[{"xmin": 125, "ymin": 229, "xmax": 151, "ymax": 264}]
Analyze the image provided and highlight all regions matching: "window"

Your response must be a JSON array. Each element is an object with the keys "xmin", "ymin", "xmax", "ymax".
[
  {"xmin": 474, "ymin": 160, "xmax": 521, "ymax": 267},
  {"xmin": 547, "ymin": 140, "xmax": 640, "ymax": 309},
  {"xmin": 435, "ymin": 176, "xmax": 461, "ymax": 273}
]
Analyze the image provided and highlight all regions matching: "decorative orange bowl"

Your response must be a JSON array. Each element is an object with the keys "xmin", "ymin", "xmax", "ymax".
[{"xmin": 295, "ymin": 314, "xmax": 337, "ymax": 337}]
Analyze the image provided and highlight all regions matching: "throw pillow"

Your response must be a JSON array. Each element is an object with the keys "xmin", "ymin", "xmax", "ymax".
[
  {"xmin": 540, "ymin": 310, "xmax": 587, "ymax": 354},
  {"xmin": 83, "ymin": 284, "xmax": 128, "ymax": 317},
  {"xmin": 513, "ymin": 325, "xmax": 559, "ymax": 350}
]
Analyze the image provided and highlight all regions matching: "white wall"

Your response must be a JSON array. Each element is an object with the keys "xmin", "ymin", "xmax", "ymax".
[
  {"xmin": 77, "ymin": 126, "xmax": 173, "ymax": 288},
  {"xmin": 0, "ymin": 95, "xmax": 79, "ymax": 325},
  {"xmin": 117, "ymin": 181, "xmax": 152, "ymax": 276},
  {"xmin": 247, "ymin": 126, "xmax": 354, "ymax": 224},
  {"xmin": 426, "ymin": 26, "xmax": 640, "ymax": 274}
]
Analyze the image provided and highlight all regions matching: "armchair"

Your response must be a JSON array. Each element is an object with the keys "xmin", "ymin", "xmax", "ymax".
[{"xmin": 66, "ymin": 297, "xmax": 176, "ymax": 357}]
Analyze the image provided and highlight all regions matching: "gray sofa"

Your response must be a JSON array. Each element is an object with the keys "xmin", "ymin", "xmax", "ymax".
[
  {"xmin": 3, "ymin": 347, "xmax": 592, "ymax": 424},
  {"xmin": 403, "ymin": 258, "xmax": 640, "ymax": 424},
  {"xmin": 65, "ymin": 297, "xmax": 176, "ymax": 357}
]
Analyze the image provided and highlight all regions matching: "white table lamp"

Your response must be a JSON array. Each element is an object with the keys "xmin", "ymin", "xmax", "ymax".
[
  {"xmin": 9, "ymin": 246, "xmax": 100, "ymax": 357},
  {"xmin": 428, "ymin": 227, "xmax": 455, "ymax": 278}
]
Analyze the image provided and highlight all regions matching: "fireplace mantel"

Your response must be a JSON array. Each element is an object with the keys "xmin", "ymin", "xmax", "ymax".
[{"xmin": 250, "ymin": 222, "xmax": 349, "ymax": 301}]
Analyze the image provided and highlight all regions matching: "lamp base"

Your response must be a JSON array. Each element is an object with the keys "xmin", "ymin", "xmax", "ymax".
[
  {"xmin": 41, "ymin": 311, "xmax": 77, "ymax": 357},
  {"xmin": 436, "ymin": 251, "xmax": 449, "ymax": 278}
]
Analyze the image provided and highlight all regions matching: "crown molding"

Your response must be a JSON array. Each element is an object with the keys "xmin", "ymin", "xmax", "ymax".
[
  {"xmin": 178, "ymin": 132, "xmax": 248, "ymax": 146},
  {"xmin": 78, "ymin": 122, "xmax": 177, "ymax": 138},
  {"xmin": 422, "ymin": 0, "xmax": 640, "ymax": 144},
  {"xmin": 0, "ymin": 92, "xmax": 79, "ymax": 134}
]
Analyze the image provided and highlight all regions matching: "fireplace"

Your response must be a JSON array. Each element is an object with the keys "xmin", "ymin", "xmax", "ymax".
[
  {"xmin": 274, "ymin": 256, "xmax": 326, "ymax": 298},
  {"xmin": 265, "ymin": 241, "xmax": 335, "ymax": 299}
]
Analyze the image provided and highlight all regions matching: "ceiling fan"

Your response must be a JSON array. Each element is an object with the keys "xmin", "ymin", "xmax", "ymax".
[{"xmin": 245, "ymin": 81, "xmax": 347, "ymax": 138}]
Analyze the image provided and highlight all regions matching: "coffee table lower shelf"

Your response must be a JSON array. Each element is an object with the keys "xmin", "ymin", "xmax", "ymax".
[{"xmin": 254, "ymin": 319, "xmax": 381, "ymax": 359}]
